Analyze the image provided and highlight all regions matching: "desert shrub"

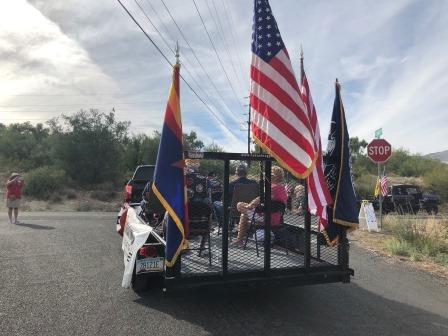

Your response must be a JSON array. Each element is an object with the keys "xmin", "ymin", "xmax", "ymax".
[
  {"xmin": 424, "ymin": 165, "xmax": 448, "ymax": 202},
  {"xmin": 90, "ymin": 190, "xmax": 116, "ymax": 202},
  {"xmin": 384, "ymin": 215, "xmax": 447, "ymax": 264},
  {"xmin": 433, "ymin": 253, "xmax": 448, "ymax": 266},
  {"xmin": 65, "ymin": 189, "xmax": 77, "ymax": 199},
  {"xmin": 49, "ymin": 194, "xmax": 62, "ymax": 203},
  {"xmin": 354, "ymin": 174, "xmax": 377, "ymax": 199},
  {"xmin": 384, "ymin": 238, "xmax": 413, "ymax": 257},
  {"xmin": 23, "ymin": 166, "xmax": 66, "ymax": 199},
  {"xmin": 76, "ymin": 202, "xmax": 93, "ymax": 212}
]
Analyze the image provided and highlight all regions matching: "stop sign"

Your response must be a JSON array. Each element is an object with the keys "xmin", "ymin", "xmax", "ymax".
[{"xmin": 367, "ymin": 139, "xmax": 392, "ymax": 163}]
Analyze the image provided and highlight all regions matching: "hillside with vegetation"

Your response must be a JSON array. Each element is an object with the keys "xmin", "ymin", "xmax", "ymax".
[
  {"xmin": 349, "ymin": 137, "xmax": 448, "ymax": 202},
  {"xmin": 1, "ymin": 110, "xmax": 447, "ymax": 206},
  {"xmin": 425, "ymin": 150, "xmax": 448, "ymax": 163}
]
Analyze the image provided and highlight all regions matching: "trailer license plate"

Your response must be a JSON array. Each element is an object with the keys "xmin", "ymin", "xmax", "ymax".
[{"xmin": 136, "ymin": 257, "xmax": 164, "ymax": 274}]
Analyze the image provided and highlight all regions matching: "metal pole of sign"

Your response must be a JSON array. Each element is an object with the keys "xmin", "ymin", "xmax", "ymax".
[{"xmin": 378, "ymin": 162, "xmax": 383, "ymax": 231}]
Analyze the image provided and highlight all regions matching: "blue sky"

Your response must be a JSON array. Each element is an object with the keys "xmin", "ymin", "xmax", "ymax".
[{"xmin": 0, "ymin": 0, "xmax": 447, "ymax": 154}]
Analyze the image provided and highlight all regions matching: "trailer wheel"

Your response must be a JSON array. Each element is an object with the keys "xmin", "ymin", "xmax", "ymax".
[{"xmin": 131, "ymin": 264, "xmax": 149, "ymax": 293}]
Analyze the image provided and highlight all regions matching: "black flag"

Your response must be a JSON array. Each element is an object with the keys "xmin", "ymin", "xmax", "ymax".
[{"xmin": 321, "ymin": 80, "xmax": 359, "ymax": 245}]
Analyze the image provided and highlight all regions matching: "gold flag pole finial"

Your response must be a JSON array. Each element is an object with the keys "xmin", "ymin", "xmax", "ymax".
[
  {"xmin": 175, "ymin": 41, "xmax": 180, "ymax": 66},
  {"xmin": 335, "ymin": 78, "xmax": 341, "ymax": 90}
]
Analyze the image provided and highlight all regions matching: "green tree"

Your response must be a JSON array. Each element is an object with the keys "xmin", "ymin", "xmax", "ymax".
[
  {"xmin": 183, "ymin": 130, "xmax": 204, "ymax": 151},
  {"xmin": 49, "ymin": 109, "xmax": 130, "ymax": 185},
  {"xmin": 0, "ymin": 122, "xmax": 51, "ymax": 171}
]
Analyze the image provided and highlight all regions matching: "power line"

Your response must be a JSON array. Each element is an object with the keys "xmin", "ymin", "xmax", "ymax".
[
  {"xmin": 133, "ymin": 0, "xmax": 175, "ymax": 55},
  {"xmin": 144, "ymin": 0, "xmax": 177, "ymax": 46},
  {"xmin": 219, "ymin": 0, "xmax": 249, "ymax": 88},
  {"xmin": 191, "ymin": 0, "xmax": 244, "ymax": 110},
  {"xmin": 116, "ymin": 0, "xmax": 239, "ymax": 139},
  {"xmin": 135, "ymin": 0, "xmax": 230, "ymax": 126},
  {"xmin": 158, "ymin": 0, "xmax": 241, "ymax": 125},
  {"xmin": 206, "ymin": 0, "xmax": 246, "ymax": 94}
]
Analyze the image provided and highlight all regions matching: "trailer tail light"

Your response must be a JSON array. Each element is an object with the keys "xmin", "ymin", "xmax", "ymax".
[
  {"xmin": 124, "ymin": 184, "xmax": 132, "ymax": 201},
  {"xmin": 139, "ymin": 246, "xmax": 158, "ymax": 258}
]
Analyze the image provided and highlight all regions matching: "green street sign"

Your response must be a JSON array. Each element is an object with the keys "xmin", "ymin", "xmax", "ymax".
[{"xmin": 375, "ymin": 128, "xmax": 383, "ymax": 139}]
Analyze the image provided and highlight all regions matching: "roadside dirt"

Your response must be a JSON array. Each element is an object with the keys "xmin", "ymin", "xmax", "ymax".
[
  {"xmin": 1, "ymin": 190, "xmax": 122, "ymax": 213},
  {"xmin": 350, "ymin": 229, "xmax": 448, "ymax": 281}
]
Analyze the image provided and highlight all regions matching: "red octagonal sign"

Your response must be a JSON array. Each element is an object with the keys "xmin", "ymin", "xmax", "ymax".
[{"xmin": 367, "ymin": 139, "xmax": 392, "ymax": 163}]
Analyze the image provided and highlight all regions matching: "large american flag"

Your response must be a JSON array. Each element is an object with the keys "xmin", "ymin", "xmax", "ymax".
[
  {"xmin": 300, "ymin": 60, "xmax": 333, "ymax": 227},
  {"xmin": 250, "ymin": 0, "xmax": 316, "ymax": 178}
]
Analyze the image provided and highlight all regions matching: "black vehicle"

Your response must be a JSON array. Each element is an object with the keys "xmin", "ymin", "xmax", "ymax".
[
  {"xmin": 380, "ymin": 184, "xmax": 440, "ymax": 215},
  {"xmin": 124, "ymin": 165, "xmax": 155, "ymax": 203}
]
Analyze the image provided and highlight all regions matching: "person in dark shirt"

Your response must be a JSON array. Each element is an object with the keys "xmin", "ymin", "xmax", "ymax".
[{"xmin": 212, "ymin": 165, "xmax": 257, "ymax": 226}]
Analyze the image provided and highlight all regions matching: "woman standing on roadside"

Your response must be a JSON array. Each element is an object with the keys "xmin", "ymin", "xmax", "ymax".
[{"xmin": 6, "ymin": 173, "xmax": 25, "ymax": 224}]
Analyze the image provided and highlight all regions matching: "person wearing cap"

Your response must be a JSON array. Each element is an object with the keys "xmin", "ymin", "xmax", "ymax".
[
  {"xmin": 6, "ymin": 173, "xmax": 25, "ymax": 224},
  {"xmin": 212, "ymin": 164, "xmax": 257, "ymax": 227},
  {"xmin": 232, "ymin": 166, "xmax": 288, "ymax": 246}
]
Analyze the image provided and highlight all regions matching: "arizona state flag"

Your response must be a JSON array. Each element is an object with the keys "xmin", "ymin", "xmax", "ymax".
[
  {"xmin": 321, "ymin": 80, "xmax": 359, "ymax": 246},
  {"xmin": 152, "ymin": 63, "xmax": 188, "ymax": 267}
]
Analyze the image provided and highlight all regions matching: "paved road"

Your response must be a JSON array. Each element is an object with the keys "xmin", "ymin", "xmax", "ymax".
[{"xmin": 1, "ymin": 212, "xmax": 447, "ymax": 336}]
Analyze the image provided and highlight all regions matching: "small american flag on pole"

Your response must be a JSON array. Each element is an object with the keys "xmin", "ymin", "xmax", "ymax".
[
  {"xmin": 300, "ymin": 54, "xmax": 332, "ymax": 228},
  {"xmin": 250, "ymin": 0, "xmax": 316, "ymax": 178}
]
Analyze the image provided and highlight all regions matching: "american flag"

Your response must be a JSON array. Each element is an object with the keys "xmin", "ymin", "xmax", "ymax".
[
  {"xmin": 380, "ymin": 175, "xmax": 388, "ymax": 197},
  {"xmin": 250, "ymin": 0, "xmax": 316, "ymax": 178},
  {"xmin": 300, "ymin": 58, "xmax": 332, "ymax": 227}
]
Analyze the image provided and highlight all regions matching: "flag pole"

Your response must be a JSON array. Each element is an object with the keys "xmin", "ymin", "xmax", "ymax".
[{"xmin": 300, "ymin": 46, "xmax": 311, "ymax": 269}]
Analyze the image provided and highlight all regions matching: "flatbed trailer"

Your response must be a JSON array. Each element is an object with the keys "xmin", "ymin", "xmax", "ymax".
[{"xmin": 123, "ymin": 152, "xmax": 353, "ymax": 293}]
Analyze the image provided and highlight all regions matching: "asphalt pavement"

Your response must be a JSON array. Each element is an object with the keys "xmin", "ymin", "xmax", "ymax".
[{"xmin": 1, "ymin": 212, "xmax": 447, "ymax": 336}]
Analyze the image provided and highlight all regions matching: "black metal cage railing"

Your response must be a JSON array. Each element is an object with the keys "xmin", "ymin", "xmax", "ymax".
[{"xmin": 166, "ymin": 151, "xmax": 350, "ymax": 288}]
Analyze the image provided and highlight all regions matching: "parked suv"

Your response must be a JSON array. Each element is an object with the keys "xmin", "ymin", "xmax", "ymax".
[
  {"xmin": 124, "ymin": 165, "xmax": 155, "ymax": 203},
  {"xmin": 380, "ymin": 184, "xmax": 440, "ymax": 215}
]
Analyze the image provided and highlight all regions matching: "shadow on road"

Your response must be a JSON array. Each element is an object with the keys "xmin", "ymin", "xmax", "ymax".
[
  {"xmin": 134, "ymin": 283, "xmax": 448, "ymax": 336},
  {"xmin": 15, "ymin": 222, "xmax": 55, "ymax": 230}
]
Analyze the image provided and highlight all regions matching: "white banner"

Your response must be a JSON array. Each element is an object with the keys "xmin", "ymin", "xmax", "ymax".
[{"xmin": 121, "ymin": 208, "xmax": 153, "ymax": 288}]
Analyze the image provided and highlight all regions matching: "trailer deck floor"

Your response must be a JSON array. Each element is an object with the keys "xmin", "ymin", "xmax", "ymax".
[{"xmin": 180, "ymin": 215, "xmax": 338, "ymax": 276}]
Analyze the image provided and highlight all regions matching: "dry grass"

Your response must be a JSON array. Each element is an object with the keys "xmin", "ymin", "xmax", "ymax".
[
  {"xmin": 384, "ymin": 215, "xmax": 447, "ymax": 264},
  {"xmin": 351, "ymin": 214, "xmax": 448, "ymax": 279}
]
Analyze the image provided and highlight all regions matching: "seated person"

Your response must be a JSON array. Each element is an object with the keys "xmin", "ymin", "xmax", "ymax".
[
  {"xmin": 232, "ymin": 166, "xmax": 288, "ymax": 246},
  {"xmin": 206, "ymin": 171, "xmax": 223, "ymax": 203},
  {"xmin": 212, "ymin": 164, "xmax": 257, "ymax": 226},
  {"xmin": 291, "ymin": 184, "xmax": 305, "ymax": 215}
]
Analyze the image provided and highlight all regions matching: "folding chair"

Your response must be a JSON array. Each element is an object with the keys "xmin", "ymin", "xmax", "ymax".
[
  {"xmin": 219, "ymin": 183, "xmax": 259, "ymax": 237},
  {"xmin": 187, "ymin": 200, "xmax": 213, "ymax": 266},
  {"xmin": 243, "ymin": 200, "xmax": 288, "ymax": 257}
]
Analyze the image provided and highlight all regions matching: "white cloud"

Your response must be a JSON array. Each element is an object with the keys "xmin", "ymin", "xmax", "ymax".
[
  {"xmin": 1, "ymin": 0, "xmax": 447, "ymax": 154},
  {"xmin": 0, "ymin": 0, "xmax": 120, "ymax": 123}
]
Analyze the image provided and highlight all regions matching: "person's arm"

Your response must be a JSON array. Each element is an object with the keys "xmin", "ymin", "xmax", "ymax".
[
  {"xmin": 248, "ymin": 196, "xmax": 261, "ymax": 208},
  {"xmin": 6, "ymin": 177, "xmax": 18, "ymax": 186}
]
